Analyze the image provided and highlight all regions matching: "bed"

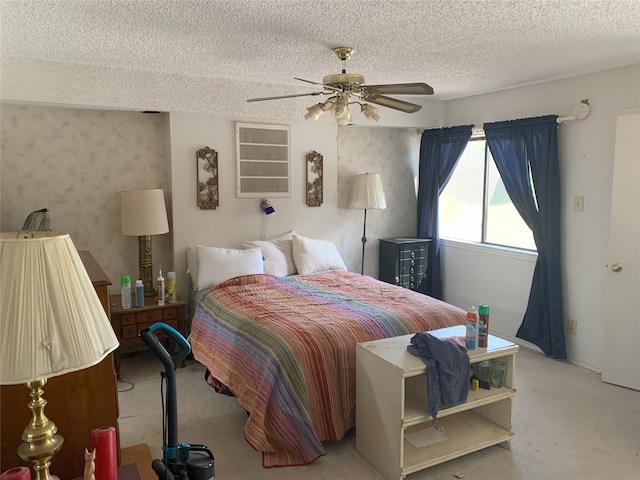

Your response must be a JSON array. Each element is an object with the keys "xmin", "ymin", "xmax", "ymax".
[{"xmin": 188, "ymin": 233, "xmax": 466, "ymax": 467}]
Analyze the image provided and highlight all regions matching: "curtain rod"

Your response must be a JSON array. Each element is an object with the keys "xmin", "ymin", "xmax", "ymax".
[
  {"xmin": 418, "ymin": 100, "xmax": 591, "ymax": 135},
  {"xmin": 556, "ymin": 100, "xmax": 591, "ymax": 124}
]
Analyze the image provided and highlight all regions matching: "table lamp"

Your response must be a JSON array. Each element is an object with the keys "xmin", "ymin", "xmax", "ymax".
[
  {"xmin": 120, "ymin": 189, "xmax": 170, "ymax": 296},
  {"xmin": 349, "ymin": 173, "xmax": 387, "ymax": 275},
  {"xmin": 0, "ymin": 231, "xmax": 119, "ymax": 479}
]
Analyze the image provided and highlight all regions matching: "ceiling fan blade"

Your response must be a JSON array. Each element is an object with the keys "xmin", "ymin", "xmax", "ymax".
[
  {"xmin": 295, "ymin": 77, "xmax": 341, "ymax": 92},
  {"xmin": 247, "ymin": 91, "xmax": 326, "ymax": 102},
  {"xmin": 294, "ymin": 77, "xmax": 325, "ymax": 86},
  {"xmin": 364, "ymin": 94, "xmax": 423, "ymax": 113},
  {"xmin": 363, "ymin": 83, "xmax": 434, "ymax": 96}
]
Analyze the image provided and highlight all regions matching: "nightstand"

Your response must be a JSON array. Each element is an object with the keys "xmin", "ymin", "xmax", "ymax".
[{"xmin": 110, "ymin": 294, "xmax": 187, "ymax": 379}]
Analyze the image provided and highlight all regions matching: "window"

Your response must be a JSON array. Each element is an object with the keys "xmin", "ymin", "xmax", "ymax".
[{"xmin": 439, "ymin": 137, "xmax": 536, "ymax": 251}]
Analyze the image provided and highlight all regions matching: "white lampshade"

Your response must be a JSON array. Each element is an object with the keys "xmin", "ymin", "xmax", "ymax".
[
  {"xmin": 0, "ymin": 232, "xmax": 119, "ymax": 385},
  {"xmin": 121, "ymin": 189, "xmax": 169, "ymax": 236},
  {"xmin": 349, "ymin": 173, "xmax": 387, "ymax": 210}
]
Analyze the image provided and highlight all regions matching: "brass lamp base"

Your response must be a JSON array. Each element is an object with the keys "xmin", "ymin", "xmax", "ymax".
[
  {"xmin": 137, "ymin": 235, "xmax": 156, "ymax": 296},
  {"xmin": 18, "ymin": 379, "xmax": 64, "ymax": 480}
]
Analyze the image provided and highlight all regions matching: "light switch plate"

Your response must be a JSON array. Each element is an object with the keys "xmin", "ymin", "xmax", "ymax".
[{"xmin": 573, "ymin": 195, "xmax": 584, "ymax": 212}]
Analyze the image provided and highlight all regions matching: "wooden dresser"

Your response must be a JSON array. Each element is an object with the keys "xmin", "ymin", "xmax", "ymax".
[{"xmin": 0, "ymin": 251, "xmax": 120, "ymax": 479}]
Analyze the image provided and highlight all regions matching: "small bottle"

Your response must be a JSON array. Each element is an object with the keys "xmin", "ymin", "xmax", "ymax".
[
  {"xmin": 167, "ymin": 271, "xmax": 177, "ymax": 304},
  {"xmin": 465, "ymin": 305, "xmax": 478, "ymax": 350},
  {"xmin": 157, "ymin": 267, "xmax": 165, "ymax": 306},
  {"xmin": 120, "ymin": 275, "xmax": 132, "ymax": 310},
  {"xmin": 478, "ymin": 304, "xmax": 490, "ymax": 348},
  {"xmin": 135, "ymin": 279, "xmax": 144, "ymax": 308}
]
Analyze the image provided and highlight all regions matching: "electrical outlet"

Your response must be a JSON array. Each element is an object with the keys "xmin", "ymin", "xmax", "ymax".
[
  {"xmin": 573, "ymin": 195, "xmax": 584, "ymax": 212},
  {"xmin": 567, "ymin": 319, "xmax": 577, "ymax": 335}
]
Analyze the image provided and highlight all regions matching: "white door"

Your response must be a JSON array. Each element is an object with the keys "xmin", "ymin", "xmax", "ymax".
[{"xmin": 602, "ymin": 111, "xmax": 640, "ymax": 390}]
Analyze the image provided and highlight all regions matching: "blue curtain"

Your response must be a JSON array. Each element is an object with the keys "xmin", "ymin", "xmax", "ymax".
[
  {"xmin": 417, "ymin": 125, "xmax": 473, "ymax": 299},
  {"xmin": 483, "ymin": 115, "xmax": 566, "ymax": 359}
]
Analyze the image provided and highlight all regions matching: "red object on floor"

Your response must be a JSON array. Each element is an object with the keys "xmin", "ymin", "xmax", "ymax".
[
  {"xmin": 0, "ymin": 468, "xmax": 30, "ymax": 480},
  {"xmin": 89, "ymin": 426, "xmax": 117, "ymax": 480}
]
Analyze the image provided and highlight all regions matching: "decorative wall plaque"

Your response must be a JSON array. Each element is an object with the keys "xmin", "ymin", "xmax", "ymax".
[
  {"xmin": 196, "ymin": 147, "xmax": 219, "ymax": 209},
  {"xmin": 306, "ymin": 151, "xmax": 323, "ymax": 207}
]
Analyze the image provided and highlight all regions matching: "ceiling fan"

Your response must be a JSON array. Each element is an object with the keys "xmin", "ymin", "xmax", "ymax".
[{"xmin": 247, "ymin": 47, "xmax": 434, "ymax": 125}]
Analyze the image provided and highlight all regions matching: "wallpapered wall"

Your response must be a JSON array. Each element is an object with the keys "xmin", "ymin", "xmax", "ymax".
[{"xmin": 0, "ymin": 105, "xmax": 173, "ymax": 292}]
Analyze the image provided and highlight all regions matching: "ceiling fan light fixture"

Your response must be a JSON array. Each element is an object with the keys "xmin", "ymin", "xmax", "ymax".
[
  {"xmin": 337, "ymin": 107, "xmax": 352, "ymax": 126},
  {"xmin": 323, "ymin": 98, "xmax": 337, "ymax": 115},
  {"xmin": 334, "ymin": 98, "xmax": 348, "ymax": 119},
  {"xmin": 361, "ymin": 104, "xmax": 380, "ymax": 122},
  {"xmin": 332, "ymin": 95, "xmax": 354, "ymax": 125},
  {"xmin": 305, "ymin": 103, "xmax": 325, "ymax": 121}
]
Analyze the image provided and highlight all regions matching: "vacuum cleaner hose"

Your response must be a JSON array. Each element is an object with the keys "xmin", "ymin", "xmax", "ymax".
[{"xmin": 151, "ymin": 459, "xmax": 176, "ymax": 480}]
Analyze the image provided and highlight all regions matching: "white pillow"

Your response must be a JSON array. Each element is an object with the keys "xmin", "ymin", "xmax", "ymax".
[
  {"xmin": 195, "ymin": 246, "xmax": 264, "ymax": 290},
  {"xmin": 242, "ymin": 231, "xmax": 297, "ymax": 277},
  {"xmin": 186, "ymin": 246, "xmax": 200, "ymax": 289},
  {"xmin": 292, "ymin": 234, "xmax": 347, "ymax": 275}
]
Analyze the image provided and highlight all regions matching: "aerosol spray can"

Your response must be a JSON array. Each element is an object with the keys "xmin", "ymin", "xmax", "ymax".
[
  {"xmin": 466, "ymin": 305, "xmax": 478, "ymax": 350},
  {"xmin": 478, "ymin": 304, "xmax": 490, "ymax": 348}
]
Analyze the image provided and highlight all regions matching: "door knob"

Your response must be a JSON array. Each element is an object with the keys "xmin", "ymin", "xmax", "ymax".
[{"xmin": 611, "ymin": 263, "xmax": 623, "ymax": 272}]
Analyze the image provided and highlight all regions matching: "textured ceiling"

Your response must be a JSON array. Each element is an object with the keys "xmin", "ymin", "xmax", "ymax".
[{"xmin": 1, "ymin": 0, "xmax": 639, "ymax": 121}]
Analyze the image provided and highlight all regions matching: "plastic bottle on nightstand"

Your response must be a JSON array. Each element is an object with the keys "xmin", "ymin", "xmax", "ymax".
[
  {"xmin": 135, "ymin": 279, "xmax": 144, "ymax": 308},
  {"xmin": 157, "ymin": 267, "xmax": 165, "ymax": 306},
  {"xmin": 167, "ymin": 271, "xmax": 177, "ymax": 304},
  {"xmin": 120, "ymin": 275, "xmax": 132, "ymax": 310}
]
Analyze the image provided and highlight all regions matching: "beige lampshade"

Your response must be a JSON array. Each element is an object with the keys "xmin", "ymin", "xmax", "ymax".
[
  {"xmin": 121, "ymin": 188, "xmax": 169, "ymax": 236},
  {"xmin": 349, "ymin": 173, "xmax": 387, "ymax": 209},
  {"xmin": 0, "ymin": 232, "xmax": 119, "ymax": 384}
]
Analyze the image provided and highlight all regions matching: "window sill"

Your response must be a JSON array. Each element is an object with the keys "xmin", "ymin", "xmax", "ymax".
[{"xmin": 440, "ymin": 238, "xmax": 538, "ymax": 262}]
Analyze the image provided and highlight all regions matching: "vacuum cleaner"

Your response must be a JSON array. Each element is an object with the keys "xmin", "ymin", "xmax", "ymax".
[{"xmin": 139, "ymin": 323, "xmax": 215, "ymax": 480}]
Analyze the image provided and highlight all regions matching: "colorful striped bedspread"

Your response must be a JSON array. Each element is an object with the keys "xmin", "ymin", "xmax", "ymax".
[{"xmin": 190, "ymin": 270, "xmax": 466, "ymax": 467}]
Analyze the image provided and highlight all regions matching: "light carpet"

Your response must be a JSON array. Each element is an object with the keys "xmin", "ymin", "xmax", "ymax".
[{"xmin": 117, "ymin": 345, "xmax": 639, "ymax": 479}]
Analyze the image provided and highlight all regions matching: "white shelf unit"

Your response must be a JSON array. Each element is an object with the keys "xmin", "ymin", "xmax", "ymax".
[{"xmin": 356, "ymin": 325, "xmax": 518, "ymax": 480}]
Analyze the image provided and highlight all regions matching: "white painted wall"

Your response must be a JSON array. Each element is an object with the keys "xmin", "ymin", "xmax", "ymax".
[
  {"xmin": 167, "ymin": 112, "xmax": 438, "ymax": 301},
  {"xmin": 169, "ymin": 113, "xmax": 338, "ymax": 300},
  {"xmin": 442, "ymin": 64, "xmax": 640, "ymax": 370}
]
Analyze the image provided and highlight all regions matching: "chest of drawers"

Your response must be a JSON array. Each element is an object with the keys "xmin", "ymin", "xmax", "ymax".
[{"xmin": 378, "ymin": 238, "xmax": 430, "ymax": 292}]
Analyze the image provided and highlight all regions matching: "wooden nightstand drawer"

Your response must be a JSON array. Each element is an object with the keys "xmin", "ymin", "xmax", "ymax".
[
  {"xmin": 122, "ymin": 325, "xmax": 138, "ymax": 339},
  {"xmin": 136, "ymin": 323, "xmax": 154, "ymax": 334},
  {"xmin": 163, "ymin": 307, "xmax": 178, "ymax": 321},
  {"xmin": 136, "ymin": 319, "xmax": 178, "ymax": 335},
  {"xmin": 121, "ymin": 313, "xmax": 136, "ymax": 326},
  {"xmin": 136, "ymin": 309, "xmax": 163, "ymax": 323}
]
